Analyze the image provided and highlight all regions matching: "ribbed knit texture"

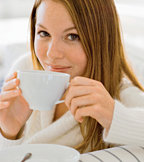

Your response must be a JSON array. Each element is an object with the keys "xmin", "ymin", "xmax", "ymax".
[
  {"xmin": 0, "ymin": 54, "xmax": 144, "ymax": 152},
  {"xmin": 104, "ymin": 86, "xmax": 144, "ymax": 145}
]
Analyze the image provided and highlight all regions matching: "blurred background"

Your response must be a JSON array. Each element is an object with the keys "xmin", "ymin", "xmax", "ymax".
[{"xmin": 0, "ymin": 0, "xmax": 144, "ymax": 91}]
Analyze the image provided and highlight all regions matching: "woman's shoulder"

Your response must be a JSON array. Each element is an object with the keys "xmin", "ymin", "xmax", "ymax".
[
  {"xmin": 7, "ymin": 53, "xmax": 33, "ymax": 75},
  {"xmin": 12, "ymin": 53, "xmax": 33, "ymax": 69}
]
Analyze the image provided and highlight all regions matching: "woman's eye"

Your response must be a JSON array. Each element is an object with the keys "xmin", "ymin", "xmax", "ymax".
[
  {"xmin": 67, "ymin": 34, "xmax": 80, "ymax": 41},
  {"xmin": 38, "ymin": 31, "xmax": 50, "ymax": 37}
]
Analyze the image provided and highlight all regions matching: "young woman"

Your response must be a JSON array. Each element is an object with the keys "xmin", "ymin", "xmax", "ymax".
[{"xmin": 0, "ymin": 0, "xmax": 144, "ymax": 153}]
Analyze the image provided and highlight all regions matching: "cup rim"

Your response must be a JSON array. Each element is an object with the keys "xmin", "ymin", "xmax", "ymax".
[{"xmin": 17, "ymin": 70, "xmax": 70, "ymax": 77}]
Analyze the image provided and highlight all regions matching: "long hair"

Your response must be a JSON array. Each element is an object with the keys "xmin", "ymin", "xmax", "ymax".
[{"xmin": 30, "ymin": 0, "xmax": 144, "ymax": 153}]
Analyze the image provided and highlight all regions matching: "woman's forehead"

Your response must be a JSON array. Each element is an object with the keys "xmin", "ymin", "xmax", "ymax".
[
  {"xmin": 36, "ymin": 0, "xmax": 70, "ymax": 19},
  {"xmin": 36, "ymin": 0, "xmax": 75, "ymax": 31}
]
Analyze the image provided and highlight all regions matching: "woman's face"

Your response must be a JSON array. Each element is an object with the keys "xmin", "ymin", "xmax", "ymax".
[{"xmin": 34, "ymin": 0, "xmax": 87, "ymax": 78}]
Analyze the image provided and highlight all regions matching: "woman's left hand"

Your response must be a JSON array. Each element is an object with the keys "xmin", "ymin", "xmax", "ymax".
[{"xmin": 65, "ymin": 76, "xmax": 115, "ymax": 132}]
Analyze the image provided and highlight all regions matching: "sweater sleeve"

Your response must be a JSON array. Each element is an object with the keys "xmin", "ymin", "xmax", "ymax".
[
  {"xmin": 0, "ymin": 132, "xmax": 24, "ymax": 151},
  {"xmin": 0, "ymin": 53, "xmax": 33, "ymax": 150},
  {"xmin": 103, "ymin": 85, "xmax": 144, "ymax": 146},
  {"xmin": 5, "ymin": 53, "xmax": 33, "ymax": 79}
]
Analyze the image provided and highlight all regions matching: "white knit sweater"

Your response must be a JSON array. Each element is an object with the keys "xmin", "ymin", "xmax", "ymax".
[{"xmin": 0, "ymin": 54, "xmax": 144, "ymax": 152}]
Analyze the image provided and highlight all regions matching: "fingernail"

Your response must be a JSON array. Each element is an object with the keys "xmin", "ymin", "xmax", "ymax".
[
  {"xmin": 13, "ymin": 72, "xmax": 17, "ymax": 76},
  {"xmin": 79, "ymin": 119, "xmax": 83, "ymax": 123},
  {"xmin": 19, "ymin": 88, "xmax": 22, "ymax": 93},
  {"xmin": 15, "ymin": 79, "xmax": 20, "ymax": 85}
]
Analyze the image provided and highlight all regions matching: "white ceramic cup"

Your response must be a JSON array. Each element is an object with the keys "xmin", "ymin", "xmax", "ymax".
[{"xmin": 17, "ymin": 70, "xmax": 70, "ymax": 110}]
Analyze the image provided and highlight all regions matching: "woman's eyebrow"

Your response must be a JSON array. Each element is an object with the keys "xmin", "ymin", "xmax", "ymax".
[
  {"xmin": 63, "ymin": 27, "xmax": 76, "ymax": 33},
  {"xmin": 36, "ymin": 23, "xmax": 47, "ymax": 30},
  {"xmin": 36, "ymin": 23, "xmax": 76, "ymax": 33}
]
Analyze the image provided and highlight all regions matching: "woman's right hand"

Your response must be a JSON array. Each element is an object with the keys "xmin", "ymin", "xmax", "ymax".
[{"xmin": 0, "ymin": 72, "xmax": 32, "ymax": 140}]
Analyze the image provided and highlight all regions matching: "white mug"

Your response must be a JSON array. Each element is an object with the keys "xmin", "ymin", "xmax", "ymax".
[{"xmin": 17, "ymin": 70, "xmax": 70, "ymax": 111}]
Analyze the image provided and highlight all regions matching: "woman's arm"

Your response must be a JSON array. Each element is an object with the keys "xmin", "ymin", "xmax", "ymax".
[
  {"xmin": 0, "ymin": 54, "xmax": 33, "ymax": 150},
  {"xmin": 65, "ymin": 76, "xmax": 144, "ymax": 146},
  {"xmin": 103, "ymin": 85, "xmax": 144, "ymax": 146}
]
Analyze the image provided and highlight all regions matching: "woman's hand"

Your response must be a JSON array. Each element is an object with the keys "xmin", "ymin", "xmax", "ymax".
[
  {"xmin": 0, "ymin": 72, "xmax": 32, "ymax": 140},
  {"xmin": 65, "ymin": 77, "xmax": 115, "ymax": 132}
]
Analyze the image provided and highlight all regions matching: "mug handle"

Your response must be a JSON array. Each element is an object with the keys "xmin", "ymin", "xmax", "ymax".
[{"xmin": 55, "ymin": 100, "xmax": 65, "ymax": 105}]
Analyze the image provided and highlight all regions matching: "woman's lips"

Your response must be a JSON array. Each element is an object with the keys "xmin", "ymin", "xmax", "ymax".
[{"xmin": 46, "ymin": 65, "xmax": 72, "ymax": 72}]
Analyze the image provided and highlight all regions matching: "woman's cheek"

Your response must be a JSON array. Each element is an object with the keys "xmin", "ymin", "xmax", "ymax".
[{"xmin": 35, "ymin": 40, "xmax": 45, "ymax": 57}]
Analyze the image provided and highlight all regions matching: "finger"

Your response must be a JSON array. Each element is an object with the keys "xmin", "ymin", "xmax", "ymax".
[
  {"xmin": 75, "ymin": 105, "xmax": 109, "ymax": 128},
  {"xmin": 65, "ymin": 85, "xmax": 97, "ymax": 108},
  {"xmin": 2, "ymin": 79, "xmax": 20, "ymax": 91},
  {"xmin": 0, "ymin": 102, "xmax": 9, "ymax": 110},
  {"xmin": 70, "ymin": 76, "xmax": 102, "ymax": 86},
  {"xmin": 74, "ymin": 106, "xmax": 94, "ymax": 123},
  {"xmin": 70, "ymin": 94, "xmax": 97, "ymax": 116},
  {"xmin": 5, "ymin": 72, "xmax": 17, "ymax": 82},
  {"xmin": 0, "ymin": 89, "xmax": 21, "ymax": 101}
]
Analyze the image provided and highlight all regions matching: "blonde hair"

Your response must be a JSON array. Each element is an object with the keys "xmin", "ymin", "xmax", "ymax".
[{"xmin": 30, "ymin": 0, "xmax": 144, "ymax": 153}]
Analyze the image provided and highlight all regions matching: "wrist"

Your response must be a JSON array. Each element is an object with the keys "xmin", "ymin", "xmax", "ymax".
[{"xmin": 0, "ymin": 128, "xmax": 17, "ymax": 140}]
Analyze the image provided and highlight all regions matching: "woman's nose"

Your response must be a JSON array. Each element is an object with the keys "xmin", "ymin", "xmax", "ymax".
[{"xmin": 46, "ymin": 41, "xmax": 64, "ymax": 60}]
